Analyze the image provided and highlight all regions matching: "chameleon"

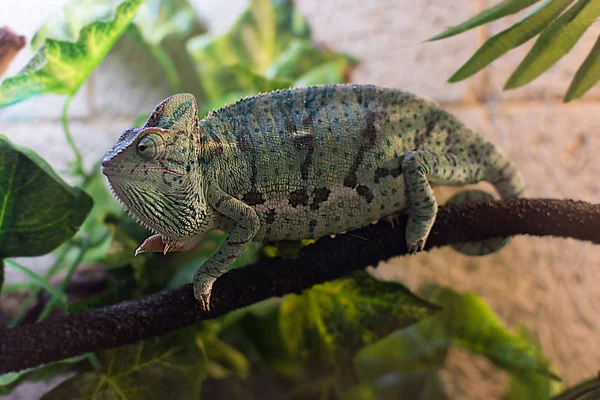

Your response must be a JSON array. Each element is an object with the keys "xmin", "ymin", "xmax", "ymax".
[{"xmin": 101, "ymin": 84, "xmax": 525, "ymax": 309}]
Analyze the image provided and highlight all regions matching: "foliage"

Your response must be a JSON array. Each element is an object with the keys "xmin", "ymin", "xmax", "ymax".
[
  {"xmin": 0, "ymin": 136, "xmax": 92, "ymax": 258},
  {"xmin": 431, "ymin": 0, "xmax": 600, "ymax": 102},
  {"xmin": 0, "ymin": 0, "xmax": 142, "ymax": 107},
  {"xmin": 0, "ymin": 0, "xmax": 575, "ymax": 398}
]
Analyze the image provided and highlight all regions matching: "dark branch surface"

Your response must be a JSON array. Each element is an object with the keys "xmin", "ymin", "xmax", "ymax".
[{"xmin": 1, "ymin": 198, "xmax": 599, "ymax": 374}]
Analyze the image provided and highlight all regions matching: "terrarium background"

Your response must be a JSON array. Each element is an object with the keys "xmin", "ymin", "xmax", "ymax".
[{"xmin": 1, "ymin": 0, "xmax": 599, "ymax": 398}]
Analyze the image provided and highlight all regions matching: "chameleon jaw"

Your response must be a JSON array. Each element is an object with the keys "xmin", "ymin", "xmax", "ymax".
[{"xmin": 135, "ymin": 234, "xmax": 202, "ymax": 255}]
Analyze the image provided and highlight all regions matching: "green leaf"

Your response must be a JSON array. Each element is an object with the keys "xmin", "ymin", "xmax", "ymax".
[
  {"xmin": 0, "ymin": 0, "xmax": 142, "ymax": 107},
  {"xmin": 42, "ymin": 330, "xmax": 205, "ymax": 400},
  {"xmin": 564, "ymin": 34, "xmax": 600, "ymax": 101},
  {"xmin": 505, "ymin": 0, "xmax": 600, "ymax": 89},
  {"xmin": 294, "ymin": 58, "xmax": 354, "ymax": 87},
  {"xmin": 265, "ymin": 39, "xmax": 357, "ymax": 82},
  {"xmin": 187, "ymin": 0, "xmax": 310, "ymax": 101},
  {"xmin": 278, "ymin": 271, "xmax": 440, "ymax": 363},
  {"xmin": 428, "ymin": 0, "xmax": 542, "ymax": 41},
  {"xmin": 0, "ymin": 136, "xmax": 92, "ymax": 257},
  {"xmin": 133, "ymin": 0, "xmax": 196, "ymax": 46},
  {"xmin": 502, "ymin": 327, "xmax": 563, "ymax": 399},
  {"xmin": 449, "ymin": 0, "xmax": 576, "ymax": 82}
]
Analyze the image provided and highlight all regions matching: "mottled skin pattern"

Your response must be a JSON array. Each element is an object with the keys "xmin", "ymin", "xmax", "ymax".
[{"xmin": 101, "ymin": 84, "xmax": 525, "ymax": 309}]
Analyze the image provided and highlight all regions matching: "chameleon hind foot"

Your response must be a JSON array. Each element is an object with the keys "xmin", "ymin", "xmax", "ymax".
[{"xmin": 446, "ymin": 189, "xmax": 510, "ymax": 256}]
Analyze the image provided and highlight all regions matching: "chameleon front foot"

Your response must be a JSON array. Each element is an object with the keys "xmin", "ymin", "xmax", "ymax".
[{"xmin": 192, "ymin": 260, "xmax": 229, "ymax": 311}]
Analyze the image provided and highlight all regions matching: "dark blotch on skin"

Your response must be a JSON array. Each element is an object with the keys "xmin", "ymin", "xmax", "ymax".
[
  {"xmin": 310, "ymin": 188, "xmax": 331, "ymax": 210},
  {"xmin": 293, "ymin": 134, "xmax": 315, "ymax": 150},
  {"xmin": 344, "ymin": 109, "xmax": 383, "ymax": 188},
  {"xmin": 210, "ymin": 146, "xmax": 224, "ymax": 158},
  {"xmin": 286, "ymin": 119, "xmax": 297, "ymax": 134},
  {"xmin": 243, "ymin": 189, "xmax": 265, "ymax": 206},
  {"xmin": 302, "ymin": 116, "xmax": 313, "ymax": 127},
  {"xmin": 237, "ymin": 130, "xmax": 253, "ymax": 152},
  {"xmin": 289, "ymin": 189, "xmax": 309, "ymax": 207},
  {"xmin": 343, "ymin": 173, "xmax": 357, "ymax": 188},
  {"xmin": 357, "ymin": 185, "xmax": 374, "ymax": 203},
  {"xmin": 363, "ymin": 110, "xmax": 379, "ymax": 148},
  {"xmin": 374, "ymin": 164, "xmax": 402, "ymax": 183},
  {"xmin": 265, "ymin": 209, "xmax": 276, "ymax": 224}
]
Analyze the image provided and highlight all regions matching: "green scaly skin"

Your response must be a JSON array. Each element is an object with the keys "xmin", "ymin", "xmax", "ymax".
[{"xmin": 101, "ymin": 84, "xmax": 525, "ymax": 310}]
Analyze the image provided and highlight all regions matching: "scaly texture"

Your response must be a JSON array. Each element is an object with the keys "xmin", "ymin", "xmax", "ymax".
[{"xmin": 101, "ymin": 84, "xmax": 525, "ymax": 308}]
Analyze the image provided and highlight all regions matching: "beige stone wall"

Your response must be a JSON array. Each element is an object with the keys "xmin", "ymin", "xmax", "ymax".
[{"xmin": 1, "ymin": 0, "xmax": 599, "ymax": 398}]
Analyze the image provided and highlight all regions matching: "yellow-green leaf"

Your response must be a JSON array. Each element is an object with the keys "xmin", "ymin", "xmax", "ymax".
[
  {"xmin": 449, "ymin": 0, "xmax": 575, "ymax": 82},
  {"xmin": 428, "ymin": 0, "xmax": 541, "ymax": 41},
  {"xmin": 564, "ymin": 34, "xmax": 600, "ymax": 101},
  {"xmin": 357, "ymin": 286, "xmax": 559, "ymax": 388},
  {"xmin": 505, "ymin": 0, "xmax": 600, "ymax": 89},
  {"xmin": 278, "ymin": 271, "xmax": 440, "ymax": 363},
  {"xmin": 0, "ymin": 0, "xmax": 142, "ymax": 107},
  {"xmin": 0, "ymin": 136, "xmax": 92, "ymax": 257}
]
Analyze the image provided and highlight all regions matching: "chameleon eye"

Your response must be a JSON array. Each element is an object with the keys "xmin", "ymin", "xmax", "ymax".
[{"xmin": 137, "ymin": 133, "xmax": 165, "ymax": 160}]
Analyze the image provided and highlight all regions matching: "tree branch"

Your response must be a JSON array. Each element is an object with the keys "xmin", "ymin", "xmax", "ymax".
[{"xmin": 1, "ymin": 198, "xmax": 599, "ymax": 374}]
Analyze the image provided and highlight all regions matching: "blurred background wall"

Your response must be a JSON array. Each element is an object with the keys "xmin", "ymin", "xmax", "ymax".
[{"xmin": 1, "ymin": 0, "xmax": 599, "ymax": 398}]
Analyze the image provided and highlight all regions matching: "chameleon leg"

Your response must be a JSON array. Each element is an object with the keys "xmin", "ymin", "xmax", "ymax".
[
  {"xmin": 193, "ymin": 186, "xmax": 260, "ymax": 310},
  {"xmin": 401, "ymin": 151, "xmax": 486, "ymax": 253}
]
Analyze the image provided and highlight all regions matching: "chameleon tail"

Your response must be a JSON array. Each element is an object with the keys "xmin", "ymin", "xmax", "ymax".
[{"xmin": 449, "ymin": 147, "xmax": 525, "ymax": 256}]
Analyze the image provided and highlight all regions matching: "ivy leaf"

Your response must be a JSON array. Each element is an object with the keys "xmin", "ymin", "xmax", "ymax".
[
  {"xmin": 505, "ymin": 0, "xmax": 600, "ymax": 89},
  {"xmin": 278, "ymin": 271, "xmax": 440, "ymax": 363},
  {"xmin": 448, "ymin": 0, "xmax": 576, "ymax": 82},
  {"xmin": 42, "ymin": 330, "xmax": 205, "ymax": 400},
  {"xmin": 564, "ymin": 34, "xmax": 600, "ymax": 101},
  {"xmin": 428, "ymin": 0, "xmax": 542, "ymax": 41},
  {"xmin": 0, "ymin": 135, "xmax": 92, "ymax": 258},
  {"xmin": 187, "ymin": 0, "xmax": 355, "ymax": 103},
  {"xmin": 0, "ymin": 0, "xmax": 142, "ymax": 107}
]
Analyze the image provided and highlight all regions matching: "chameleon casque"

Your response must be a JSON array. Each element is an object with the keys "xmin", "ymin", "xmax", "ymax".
[{"xmin": 101, "ymin": 84, "xmax": 525, "ymax": 309}]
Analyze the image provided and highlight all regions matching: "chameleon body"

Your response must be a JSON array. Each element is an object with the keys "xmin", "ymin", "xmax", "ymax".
[{"xmin": 101, "ymin": 84, "xmax": 525, "ymax": 309}]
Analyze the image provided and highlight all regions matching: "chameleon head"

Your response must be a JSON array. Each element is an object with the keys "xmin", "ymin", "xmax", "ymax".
[{"xmin": 101, "ymin": 93, "xmax": 212, "ymax": 241}]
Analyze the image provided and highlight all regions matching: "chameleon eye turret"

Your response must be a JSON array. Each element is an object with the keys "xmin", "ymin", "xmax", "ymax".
[
  {"xmin": 104, "ymin": 84, "xmax": 524, "ymax": 311},
  {"xmin": 136, "ymin": 132, "xmax": 165, "ymax": 160}
]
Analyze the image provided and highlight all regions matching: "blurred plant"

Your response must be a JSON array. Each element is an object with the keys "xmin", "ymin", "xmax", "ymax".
[
  {"xmin": 0, "ymin": 0, "xmax": 581, "ymax": 398},
  {"xmin": 430, "ymin": 0, "xmax": 600, "ymax": 102}
]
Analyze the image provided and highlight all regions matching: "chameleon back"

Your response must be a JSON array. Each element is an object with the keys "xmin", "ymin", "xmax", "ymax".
[{"xmin": 199, "ymin": 84, "xmax": 523, "ymax": 242}]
